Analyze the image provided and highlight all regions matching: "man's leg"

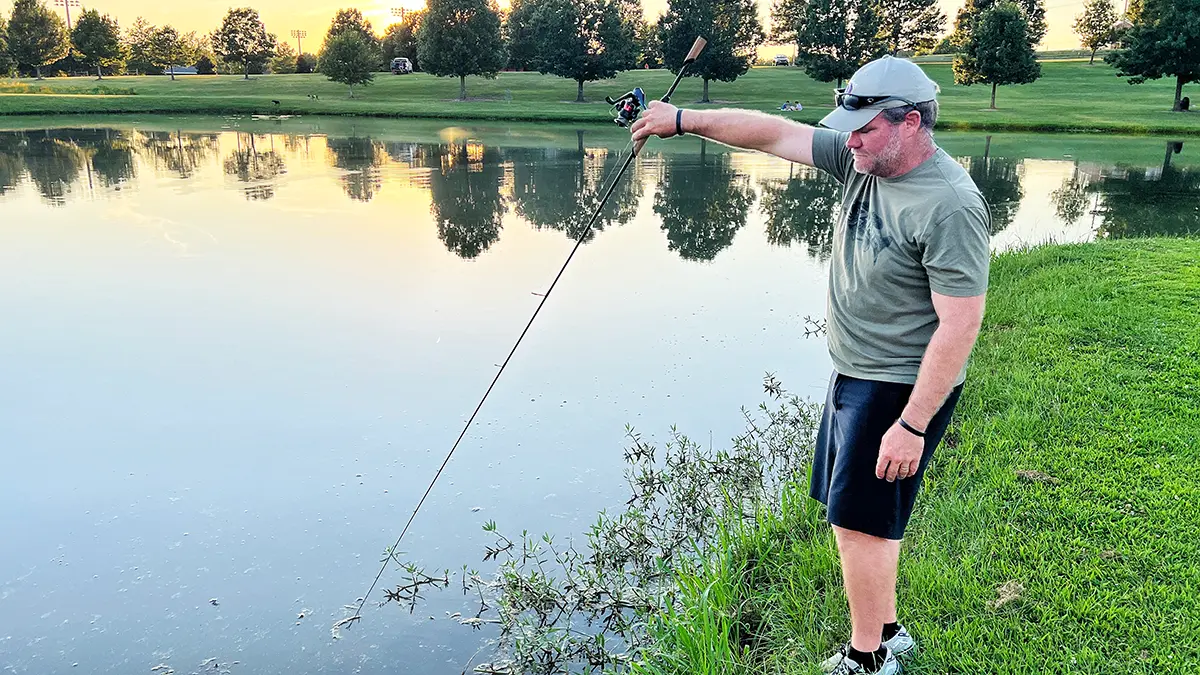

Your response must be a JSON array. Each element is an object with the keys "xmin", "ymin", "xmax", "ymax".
[{"xmin": 833, "ymin": 525, "xmax": 901, "ymax": 653}]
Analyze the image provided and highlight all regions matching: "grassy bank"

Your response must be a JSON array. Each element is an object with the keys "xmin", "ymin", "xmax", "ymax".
[
  {"xmin": 2, "ymin": 61, "xmax": 1199, "ymax": 135},
  {"xmin": 639, "ymin": 239, "xmax": 1200, "ymax": 674}
]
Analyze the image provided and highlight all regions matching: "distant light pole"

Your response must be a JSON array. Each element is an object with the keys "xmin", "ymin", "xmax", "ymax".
[
  {"xmin": 390, "ymin": 7, "xmax": 407, "ymax": 23},
  {"xmin": 290, "ymin": 29, "xmax": 307, "ymax": 54},
  {"xmin": 54, "ymin": 0, "xmax": 80, "ymax": 30}
]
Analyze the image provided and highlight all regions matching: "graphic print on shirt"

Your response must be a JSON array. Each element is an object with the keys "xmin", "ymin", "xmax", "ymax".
[{"xmin": 843, "ymin": 192, "xmax": 893, "ymax": 263}]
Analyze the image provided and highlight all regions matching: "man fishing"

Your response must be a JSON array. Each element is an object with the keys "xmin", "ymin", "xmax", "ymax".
[{"xmin": 631, "ymin": 55, "xmax": 991, "ymax": 675}]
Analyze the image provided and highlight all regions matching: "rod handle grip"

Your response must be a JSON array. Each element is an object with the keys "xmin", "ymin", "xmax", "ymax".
[
  {"xmin": 685, "ymin": 37, "xmax": 707, "ymax": 63},
  {"xmin": 633, "ymin": 137, "xmax": 647, "ymax": 156}
]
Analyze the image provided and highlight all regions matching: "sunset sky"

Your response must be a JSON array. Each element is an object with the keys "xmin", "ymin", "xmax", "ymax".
[{"xmin": 43, "ymin": 0, "xmax": 1090, "ymax": 56}]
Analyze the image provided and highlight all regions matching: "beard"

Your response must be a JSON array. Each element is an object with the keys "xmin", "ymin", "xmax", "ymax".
[{"xmin": 853, "ymin": 126, "xmax": 906, "ymax": 177}]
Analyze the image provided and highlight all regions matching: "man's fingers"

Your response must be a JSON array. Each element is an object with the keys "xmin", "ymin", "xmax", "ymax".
[
  {"xmin": 875, "ymin": 454, "xmax": 888, "ymax": 480},
  {"xmin": 884, "ymin": 460, "xmax": 900, "ymax": 483}
]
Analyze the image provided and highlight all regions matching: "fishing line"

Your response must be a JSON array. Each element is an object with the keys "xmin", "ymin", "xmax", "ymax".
[{"xmin": 345, "ymin": 36, "xmax": 709, "ymax": 628}]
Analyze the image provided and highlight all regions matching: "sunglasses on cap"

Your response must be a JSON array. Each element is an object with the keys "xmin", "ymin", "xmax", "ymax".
[{"xmin": 834, "ymin": 89, "xmax": 917, "ymax": 111}]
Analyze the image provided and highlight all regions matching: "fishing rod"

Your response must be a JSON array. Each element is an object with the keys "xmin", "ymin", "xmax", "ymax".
[{"xmin": 343, "ymin": 35, "xmax": 708, "ymax": 629}]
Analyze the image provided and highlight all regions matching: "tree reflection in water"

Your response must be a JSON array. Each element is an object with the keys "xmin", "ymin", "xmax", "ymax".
[{"xmin": 653, "ymin": 140, "xmax": 755, "ymax": 261}]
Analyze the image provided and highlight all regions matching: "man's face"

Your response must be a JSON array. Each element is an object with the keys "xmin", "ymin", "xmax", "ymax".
[{"xmin": 845, "ymin": 113, "xmax": 908, "ymax": 177}]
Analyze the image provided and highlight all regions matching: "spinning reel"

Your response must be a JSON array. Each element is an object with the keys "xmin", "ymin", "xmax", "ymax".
[{"xmin": 605, "ymin": 87, "xmax": 648, "ymax": 128}]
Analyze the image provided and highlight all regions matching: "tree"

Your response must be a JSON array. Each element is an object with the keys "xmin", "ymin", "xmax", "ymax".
[
  {"xmin": 637, "ymin": 16, "xmax": 663, "ymax": 67},
  {"xmin": 296, "ymin": 52, "xmax": 317, "ymax": 73},
  {"xmin": 124, "ymin": 17, "xmax": 156, "ymax": 74},
  {"xmin": 1074, "ymin": 0, "xmax": 1119, "ymax": 63},
  {"xmin": 503, "ymin": 0, "xmax": 541, "ymax": 70},
  {"xmin": 150, "ymin": 26, "xmax": 199, "ymax": 80},
  {"xmin": 381, "ymin": 10, "xmax": 422, "ymax": 70},
  {"xmin": 211, "ymin": 7, "xmax": 277, "ymax": 80},
  {"xmin": 195, "ymin": 54, "xmax": 217, "ymax": 74},
  {"xmin": 953, "ymin": 2, "xmax": 1040, "ymax": 106},
  {"xmin": 931, "ymin": 36, "xmax": 957, "ymax": 53},
  {"xmin": 1105, "ymin": 0, "xmax": 1200, "ymax": 111},
  {"xmin": 780, "ymin": 0, "xmax": 885, "ymax": 86},
  {"xmin": 270, "ymin": 41, "xmax": 297, "ymax": 73},
  {"xmin": 661, "ymin": 0, "xmax": 763, "ymax": 102},
  {"xmin": 952, "ymin": 0, "xmax": 1045, "ymax": 50},
  {"xmin": 0, "ymin": 14, "xmax": 16, "ymax": 77},
  {"xmin": 876, "ymin": 0, "xmax": 945, "ymax": 56},
  {"xmin": 529, "ymin": 0, "xmax": 637, "ymax": 102},
  {"xmin": 71, "ymin": 9, "xmax": 124, "ymax": 79},
  {"xmin": 1125, "ymin": 0, "xmax": 1144, "ymax": 22},
  {"xmin": 7, "ymin": 0, "xmax": 69, "ymax": 79},
  {"xmin": 418, "ymin": 0, "xmax": 506, "ymax": 100},
  {"xmin": 318, "ymin": 31, "xmax": 377, "ymax": 96},
  {"xmin": 326, "ymin": 8, "xmax": 379, "ymax": 46}
]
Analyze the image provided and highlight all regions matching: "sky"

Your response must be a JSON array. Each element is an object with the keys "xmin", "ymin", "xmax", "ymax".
[{"xmin": 41, "ymin": 0, "xmax": 1091, "ymax": 56}]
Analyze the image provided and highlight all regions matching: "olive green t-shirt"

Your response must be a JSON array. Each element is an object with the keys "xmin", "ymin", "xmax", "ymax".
[{"xmin": 811, "ymin": 129, "xmax": 991, "ymax": 385}]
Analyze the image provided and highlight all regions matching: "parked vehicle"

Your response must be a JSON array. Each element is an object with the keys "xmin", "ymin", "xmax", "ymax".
[
  {"xmin": 391, "ymin": 57, "xmax": 413, "ymax": 74},
  {"xmin": 773, "ymin": 54, "xmax": 790, "ymax": 66}
]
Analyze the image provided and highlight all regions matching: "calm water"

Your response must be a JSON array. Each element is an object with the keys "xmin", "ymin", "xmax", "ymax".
[{"xmin": 0, "ymin": 117, "xmax": 1196, "ymax": 675}]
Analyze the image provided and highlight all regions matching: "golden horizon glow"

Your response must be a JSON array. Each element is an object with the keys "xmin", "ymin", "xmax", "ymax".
[{"xmin": 39, "ymin": 0, "xmax": 1085, "ymax": 59}]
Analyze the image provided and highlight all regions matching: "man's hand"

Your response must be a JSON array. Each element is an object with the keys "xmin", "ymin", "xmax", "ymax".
[
  {"xmin": 630, "ymin": 101, "xmax": 680, "ymax": 144},
  {"xmin": 876, "ymin": 422, "xmax": 924, "ymax": 482}
]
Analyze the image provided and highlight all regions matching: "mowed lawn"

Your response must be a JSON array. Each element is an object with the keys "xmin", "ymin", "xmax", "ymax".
[
  {"xmin": 640, "ymin": 239, "xmax": 1200, "ymax": 674},
  {"xmin": 2, "ymin": 60, "xmax": 1199, "ymax": 134}
]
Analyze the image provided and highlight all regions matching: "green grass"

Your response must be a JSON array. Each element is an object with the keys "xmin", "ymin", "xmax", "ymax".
[
  {"xmin": 2, "ymin": 60, "xmax": 1199, "ymax": 134},
  {"xmin": 638, "ymin": 239, "xmax": 1200, "ymax": 674}
]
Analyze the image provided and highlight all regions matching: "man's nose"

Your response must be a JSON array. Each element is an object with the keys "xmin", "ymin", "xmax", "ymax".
[{"xmin": 846, "ymin": 134, "xmax": 862, "ymax": 149}]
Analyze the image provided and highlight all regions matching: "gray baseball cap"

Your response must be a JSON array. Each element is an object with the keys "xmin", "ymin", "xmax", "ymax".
[{"xmin": 819, "ymin": 56, "xmax": 940, "ymax": 132}]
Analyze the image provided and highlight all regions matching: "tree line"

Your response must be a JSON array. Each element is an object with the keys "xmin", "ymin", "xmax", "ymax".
[{"xmin": 0, "ymin": 0, "xmax": 1195, "ymax": 108}]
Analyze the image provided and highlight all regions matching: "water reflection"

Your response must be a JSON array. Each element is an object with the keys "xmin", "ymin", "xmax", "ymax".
[
  {"xmin": 510, "ymin": 132, "xmax": 642, "ymax": 242},
  {"xmin": 653, "ymin": 140, "xmax": 755, "ymax": 261},
  {"xmin": 759, "ymin": 165, "xmax": 842, "ymax": 260},
  {"xmin": 0, "ymin": 126, "xmax": 1197, "ymax": 253},
  {"xmin": 224, "ymin": 133, "xmax": 287, "ymax": 201},
  {"xmin": 429, "ymin": 141, "xmax": 507, "ymax": 259},
  {"xmin": 327, "ymin": 136, "xmax": 383, "ymax": 202}
]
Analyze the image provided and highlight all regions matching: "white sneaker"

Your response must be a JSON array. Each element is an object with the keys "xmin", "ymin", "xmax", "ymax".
[
  {"xmin": 820, "ymin": 627, "xmax": 915, "ymax": 673},
  {"xmin": 828, "ymin": 647, "xmax": 900, "ymax": 675}
]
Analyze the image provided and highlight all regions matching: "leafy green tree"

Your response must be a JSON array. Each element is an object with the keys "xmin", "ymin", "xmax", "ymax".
[
  {"xmin": 653, "ymin": 143, "xmax": 754, "ymax": 260},
  {"xmin": 417, "ymin": 0, "xmax": 506, "ymax": 100},
  {"xmin": 326, "ymin": 8, "xmax": 379, "ymax": 46},
  {"xmin": 7, "ymin": 0, "xmax": 69, "ymax": 79},
  {"xmin": 318, "ymin": 31, "xmax": 377, "ymax": 96},
  {"xmin": 954, "ymin": 2, "xmax": 1040, "ymax": 107},
  {"xmin": 150, "ymin": 26, "xmax": 199, "ymax": 80},
  {"xmin": 503, "ymin": 0, "xmax": 541, "ymax": 70},
  {"xmin": 931, "ymin": 36, "xmax": 957, "ymax": 53},
  {"xmin": 529, "ymin": 0, "xmax": 636, "ymax": 101},
  {"xmin": 637, "ymin": 15, "xmax": 663, "ymax": 67},
  {"xmin": 382, "ymin": 10, "xmax": 422, "ymax": 69},
  {"xmin": 783, "ymin": 0, "xmax": 885, "ymax": 86},
  {"xmin": 123, "ymin": 17, "xmax": 156, "ymax": 74},
  {"xmin": 295, "ymin": 52, "xmax": 317, "ymax": 73},
  {"xmin": 1074, "ymin": 0, "xmax": 1119, "ymax": 63},
  {"xmin": 1105, "ymin": 0, "xmax": 1200, "ymax": 111},
  {"xmin": 876, "ymin": 0, "xmax": 945, "ymax": 56},
  {"xmin": 952, "ymin": 0, "xmax": 1046, "ymax": 50},
  {"xmin": 661, "ymin": 0, "xmax": 763, "ymax": 102},
  {"xmin": 1125, "ymin": 0, "xmax": 1144, "ymax": 22},
  {"xmin": 71, "ymin": 9, "xmax": 124, "ymax": 78},
  {"xmin": 195, "ymin": 54, "xmax": 216, "ymax": 74},
  {"xmin": 211, "ymin": 7, "xmax": 277, "ymax": 80},
  {"xmin": 0, "ymin": 14, "xmax": 16, "ymax": 77},
  {"xmin": 270, "ymin": 40, "xmax": 297, "ymax": 73}
]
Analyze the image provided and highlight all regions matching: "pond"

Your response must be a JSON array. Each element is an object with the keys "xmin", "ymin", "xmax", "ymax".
[{"xmin": 0, "ymin": 116, "xmax": 1196, "ymax": 675}]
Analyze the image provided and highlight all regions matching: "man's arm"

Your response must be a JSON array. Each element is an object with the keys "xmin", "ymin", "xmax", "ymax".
[
  {"xmin": 902, "ymin": 292, "xmax": 986, "ymax": 429},
  {"xmin": 629, "ymin": 101, "xmax": 816, "ymax": 166},
  {"xmin": 876, "ymin": 292, "xmax": 986, "ymax": 482}
]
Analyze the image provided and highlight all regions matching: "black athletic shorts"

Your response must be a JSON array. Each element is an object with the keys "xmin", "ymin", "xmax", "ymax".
[{"xmin": 809, "ymin": 372, "xmax": 963, "ymax": 540}]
